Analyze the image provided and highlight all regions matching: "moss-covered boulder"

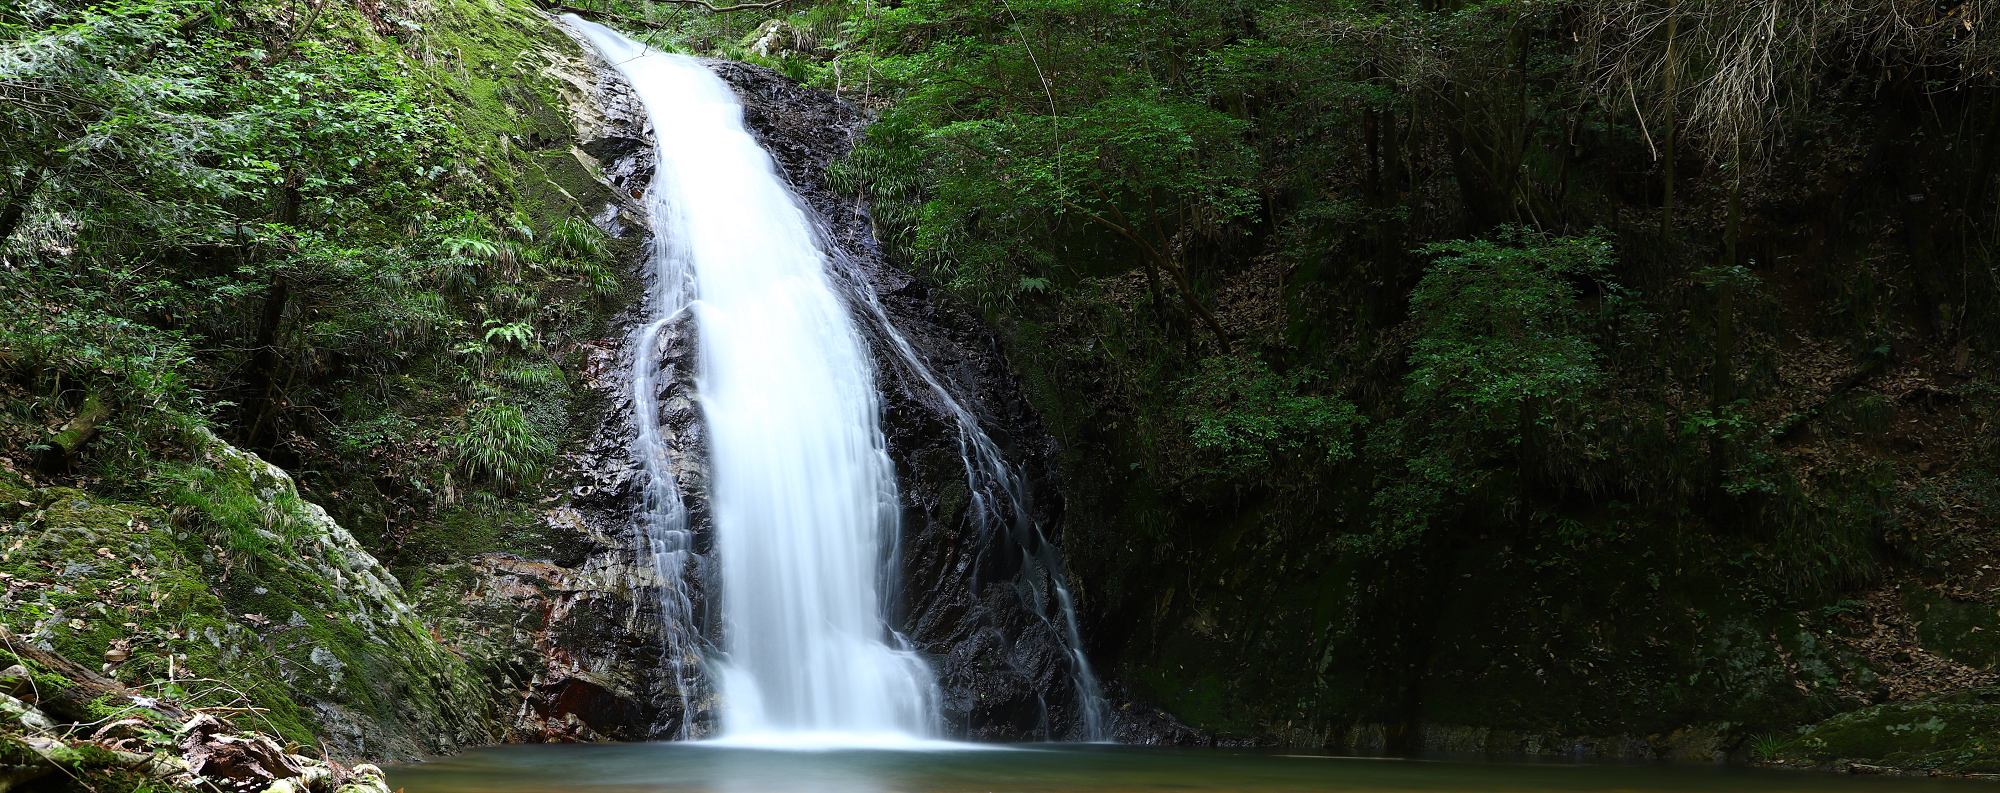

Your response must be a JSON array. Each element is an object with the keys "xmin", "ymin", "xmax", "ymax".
[
  {"xmin": 0, "ymin": 431, "xmax": 497, "ymax": 760},
  {"xmin": 1768, "ymin": 688, "xmax": 2000, "ymax": 773}
]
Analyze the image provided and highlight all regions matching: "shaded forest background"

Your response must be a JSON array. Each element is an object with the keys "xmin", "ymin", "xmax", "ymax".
[
  {"xmin": 585, "ymin": 0, "xmax": 2000, "ymax": 749},
  {"xmin": 10, "ymin": 0, "xmax": 2000, "ymax": 762}
]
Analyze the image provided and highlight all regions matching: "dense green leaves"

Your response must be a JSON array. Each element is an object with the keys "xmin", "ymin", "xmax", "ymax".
[
  {"xmin": 453, "ymin": 401, "xmax": 553, "ymax": 489},
  {"xmin": 1, "ymin": 0, "xmax": 455, "ymax": 446},
  {"xmin": 1180, "ymin": 355, "xmax": 1363, "ymax": 480},
  {"xmin": 1349, "ymin": 231, "xmax": 1615, "ymax": 547},
  {"xmin": 1405, "ymin": 229, "xmax": 1612, "ymax": 417},
  {"xmin": 829, "ymin": 0, "xmax": 1271, "ymax": 307},
  {"xmin": 0, "ymin": 0, "xmax": 620, "ymax": 572}
]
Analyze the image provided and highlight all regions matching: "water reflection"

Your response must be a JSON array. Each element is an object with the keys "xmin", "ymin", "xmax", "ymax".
[{"xmin": 391, "ymin": 743, "xmax": 1987, "ymax": 793}]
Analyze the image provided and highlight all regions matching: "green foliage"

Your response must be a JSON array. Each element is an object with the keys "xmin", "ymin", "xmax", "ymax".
[
  {"xmin": 453, "ymin": 401, "xmax": 553, "ymax": 488},
  {"xmin": 824, "ymin": 0, "xmax": 1268, "ymax": 306},
  {"xmin": 1404, "ymin": 229, "xmax": 1614, "ymax": 417},
  {"xmin": 1180, "ymin": 355, "xmax": 1363, "ymax": 481},
  {"xmin": 483, "ymin": 320, "xmax": 538, "ymax": 350},
  {"xmin": 0, "ymin": 0, "xmax": 622, "ymax": 556},
  {"xmin": 0, "ymin": 0, "xmax": 625, "ymax": 758},
  {"xmin": 499, "ymin": 363, "xmax": 564, "ymax": 391},
  {"xmin": 0, "ymin": 0, "xmax": 468, "ymax": 458},
  {"xmin": 1361, "ymin": 229, "xmax": 1616, "ymax": 548},
  {"xmin": 1678, "ymin": 399, "xmax": 1778, "ymax": 496},
  {"xmin": 550, "ymin": 216, "xmax": 609, "ymax": 261},
  {"xmin": 1749, "ymin": 731, "xmax": 1789, "ymax": 761}
]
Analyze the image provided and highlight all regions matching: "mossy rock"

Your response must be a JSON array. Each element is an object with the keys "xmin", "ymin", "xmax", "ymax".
[
  {"xmin": 0, "ymin": 432, "xmax": 501, "ymax": 759},
  {"xmin": 1772, "ymin": 689, "xmax": 2000, "ymax": 772}
]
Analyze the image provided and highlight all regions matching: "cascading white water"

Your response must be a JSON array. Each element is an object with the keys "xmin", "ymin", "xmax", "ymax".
[
  {"xmin": 837, "ymin": 273, "xmax": 1114, "ymax": 742},
  {"xmin": 568, "ymin": 19, "xmax": 941, "ymax": 745}
]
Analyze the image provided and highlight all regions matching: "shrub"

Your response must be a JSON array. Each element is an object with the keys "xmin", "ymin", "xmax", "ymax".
[
  {"xmin": 1180, "ymin": 355, "xmax": 1363, "ymax": 483},
  {"xmin": 452, "ymin": 402, "xmax": 553, "ymax": 489}
]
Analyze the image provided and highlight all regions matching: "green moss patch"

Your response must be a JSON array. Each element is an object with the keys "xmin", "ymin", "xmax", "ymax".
[{"xmin": 1772, "ymin": 689, "xmax": 2000, "ymax": 773}]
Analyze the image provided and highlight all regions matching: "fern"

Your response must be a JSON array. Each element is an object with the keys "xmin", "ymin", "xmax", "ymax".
[
  {"xmin": 550, "ymin": 216, "xmax": 607, "ymax": 260},
  {"xmin": 483, "ymin": 320, "xmax": 537, "ymax": 350}
]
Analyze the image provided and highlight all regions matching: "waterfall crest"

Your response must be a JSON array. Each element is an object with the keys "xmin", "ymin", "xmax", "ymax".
[{"xmin": 568, "ymin": 18, "xmax": 941, "ymax": 745}]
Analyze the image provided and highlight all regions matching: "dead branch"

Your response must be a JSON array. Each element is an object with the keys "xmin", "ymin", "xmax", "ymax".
[
  {"xmin": 552, "ymin": 5, "xmax": 672, "ymax": 29},
  {"xmin": 1, "ymin": 627, "xmax": 193, "ymax": 727},
  {"xmin": 39, "ymin": 392, "xmax": 110, "ymax": 473},
  {"xmin": 550, "ymin": 0, "xmax": 790, "ymax": 28},
  {"xmin": 1060, "ymin": 198, "xmax": 1233, "ymax": 346}
]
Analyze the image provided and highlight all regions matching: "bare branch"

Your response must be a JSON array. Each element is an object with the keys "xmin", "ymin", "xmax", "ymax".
[
  {"xmin": 548, "ymin": 0, "xmax": 790, "ymax": 26},
  {"xmin": 552, "ymin": 4, "xmax": 673, "ymax": 29},
  {"xmin": 1060, "ymin": 197, "xmax": 1232, "ymax": 346},
  {"xmin": 1580, "ymin": 0, "xmax": 2000, "ymax": 167}
]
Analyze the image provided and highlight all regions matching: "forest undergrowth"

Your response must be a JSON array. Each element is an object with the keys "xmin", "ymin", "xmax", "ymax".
[{"xmin": 0, "ymin": 0, "xmax": 637, "ymax": 775}]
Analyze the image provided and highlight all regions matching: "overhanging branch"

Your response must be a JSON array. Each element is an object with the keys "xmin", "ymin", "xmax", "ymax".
[
  {"xmin": 644, "ymin": 0, "xmax": 793, "ymax": 9},
  {"xmin": 553, "ymin": 5, "xmax": 672, "ymax": 28},
  {"xmin": 1060, "ymin": 198, "xmax": 1232, "ymax": 346}
]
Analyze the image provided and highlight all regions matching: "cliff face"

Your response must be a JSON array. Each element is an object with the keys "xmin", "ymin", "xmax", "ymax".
[{"xmin": 415, "ymin": 27, "xmax": 707, "ymax": 742}]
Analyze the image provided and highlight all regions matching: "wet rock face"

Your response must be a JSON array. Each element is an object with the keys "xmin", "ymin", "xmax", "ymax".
[
  {"xmin": 423, "ymin": 37, "xmax": 710, "ymax": 743},
  {"xmin": 545, "ymin": 40, "xmax": 718, "ymax": 741},
  {"xmin": 704, "ymin": 60, "xmax": 1096, "ymax": 741}
]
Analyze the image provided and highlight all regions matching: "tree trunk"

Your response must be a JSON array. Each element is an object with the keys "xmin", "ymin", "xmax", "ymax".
[
  {"xmin": 1716, "ymin": 146, "xmax": 1743, "ymax": 408},
  {"xmin": 1964, "ymin": 90, "xmax": 2000, "ymax": 226},
  {"xmin": 37, "ymin": 393, "xmax": 110, "ymax": 473},
  {"xmin": 1364, "ymin": 104, "xmax": 1382, "ymax": 203},
  {"xmin": 1894, "ymin": 135, "xmax": 1950, "ymax": 336},
  {"xmin": 2, "ymin": 628, "xmax": 191, "ymax": 726},
  {"xmin": 1065, "ymin": 198, "xmax": 1231, "ymax": 346},
  {"xmin": 0, "ymin": 166, "xmax": 46, "ymax": 244},
  {"xmin": 240, "ymin": 277, "xmax": 291, "ymax": 449}
]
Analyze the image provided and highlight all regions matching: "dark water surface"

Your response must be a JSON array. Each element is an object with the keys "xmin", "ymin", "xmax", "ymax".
[{"xmin": 390, "ymin": 743, "xmax": 1987, "ymax": 793}]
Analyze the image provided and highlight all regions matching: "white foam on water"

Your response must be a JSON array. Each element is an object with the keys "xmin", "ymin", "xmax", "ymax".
[{"xmin": 699, "ymin": 731, "xmax": 1012, "ymax": 752}]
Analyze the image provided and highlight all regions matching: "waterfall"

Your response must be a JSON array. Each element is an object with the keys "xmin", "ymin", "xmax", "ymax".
[
  {"xmin": 569, "ymin": 19, "xmax": 939, "ymax": 744},
  {"xmin": 831, "ymin": 266, "xmax": 1114, "ymax": 741},
  {"xmin": 567, "ymin": 17, "xmax": 1109, "ymax": 745}
]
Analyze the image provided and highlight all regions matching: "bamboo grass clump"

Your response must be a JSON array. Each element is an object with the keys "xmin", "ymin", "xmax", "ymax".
[{"xmin": 1581, "ymin": 0, "xmax": 2000, "ymax": 167}]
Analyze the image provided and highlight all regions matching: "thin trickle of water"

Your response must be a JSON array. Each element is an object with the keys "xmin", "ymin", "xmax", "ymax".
[
  {"xmin": 568, "ymin": 19, "xmax": 940, "ymax": 745},
  {"xmin": 833, "ymin": 263, "xmax": 1114, "ymax": 741},
  {"xmin": 607, "ymin": 42, "xmax": 703, "ymax": 743}
]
